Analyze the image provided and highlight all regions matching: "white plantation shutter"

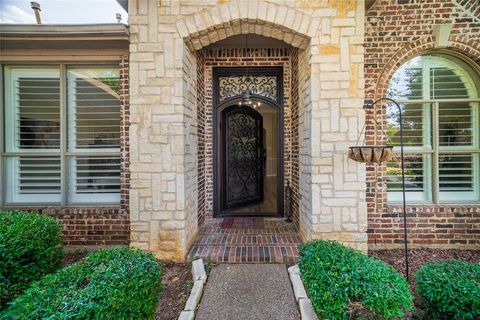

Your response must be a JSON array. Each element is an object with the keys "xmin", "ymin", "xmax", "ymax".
[
  {"xmin": 67, "ymin": 68, "xmax": 121, "ymax": 203},
  {"xmin": 438, "ymin": 102, "xmax": 475, "ymax": 147},
  {"xmin": 430, "ymin": 67, "xmax": 471, "ymax": 99},
  {"xmin": 387, "ymin": 154, "xmax": 430, "ymax": 202},
  {"xmin": 69, "ymin": 156, "xmax": 120, "ymax": 203},
  {"xmin": 4, "ymin": 68, "xmax": 61, "ymax": 203},
  {"xmin": 16, "ymin": 77, "xmax": 60, "ymax": 149},
  {"xmin": 5, "ymin": 156, "xmax": 62, "ymax": 203},
  {"xmin": 388, "ymin": 103, "xmax": 429, "ymax": 147},
  {"xmin": 438, "ymin": 154, "xmax": 474, "ymax": 191},
  {"xmin": 5, "ymin": 68, "xmax": 60, "ymax": 151},
  {"xmin": 67, "ymin": 68, "xmax": 121, "ymax": 151}
]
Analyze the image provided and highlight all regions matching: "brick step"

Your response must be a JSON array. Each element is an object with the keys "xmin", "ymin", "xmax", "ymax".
[
  {"xmin": 193, "ymin": 234, "xmax": 302, "ymax": 246},
  {"xmin": 199, "ymin": 227, "xmax": 298, "ymax": 235},
  {"xmin": 188, "ymin": 244, "xmax": 299, "ymax": 264}
]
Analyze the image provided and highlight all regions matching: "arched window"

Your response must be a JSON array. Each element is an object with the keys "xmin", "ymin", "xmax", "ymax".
[{"xmin": 387, "ymin": 54, "xmax": 480, "ymax": 203}]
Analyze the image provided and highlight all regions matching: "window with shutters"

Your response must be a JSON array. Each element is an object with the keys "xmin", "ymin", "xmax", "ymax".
[
  {"xmin": 386, "ymin": 55, "xmax": 480, "ymax": 203},
  {"xmin": 2, "ymin": 66, "xmax": 121, "ymax": 204}
]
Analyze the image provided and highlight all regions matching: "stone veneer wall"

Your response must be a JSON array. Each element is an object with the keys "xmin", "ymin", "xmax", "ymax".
[
  {"xmin": 128, "ymin": 0, "xmax": 367, "ymax": 260},
  {"xmin": 365, "ymin": 0, "xmax": 480, "ymax": 248},
  {"xmin": 0, "ymin": 55, "xmax": 131, "ymax": 247}
]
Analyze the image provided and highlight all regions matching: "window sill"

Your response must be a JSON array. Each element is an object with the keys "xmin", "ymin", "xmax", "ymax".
[
  {"xmin": 387, "ymin": 202, "xmax": 480, "ymax": 207},
  {"xmin": 0, "ymin": 203, "xmax": 121, "ymax": 208}
]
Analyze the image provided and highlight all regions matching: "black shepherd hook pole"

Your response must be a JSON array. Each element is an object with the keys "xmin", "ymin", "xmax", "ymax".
[{"xmin": 369, "ymin": 97, "xmax": 410, "ymax": 282}]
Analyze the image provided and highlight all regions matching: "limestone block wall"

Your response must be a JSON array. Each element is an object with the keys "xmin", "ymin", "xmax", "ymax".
[
  {"xmin": 128, "ymin": 0, "xmax": 367, "ymax": 260},
  {"xmin": 296, "ymin": 1, "xmax": 367, "ymax": 251}
]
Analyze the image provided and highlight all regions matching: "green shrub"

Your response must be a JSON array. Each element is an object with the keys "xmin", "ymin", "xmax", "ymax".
[
  {"xmin": 299, "ymin": 240, "xmax": 413, "ymax": 319},
  {"xmin": 0, "ymin": 211, "xmax": 63, "ymax": 309},
  {"xmin": 416, "ymin": 260, "xmax": 480, "ymax": 320},
  {"xmin": 2, "ymin": 247, "xmax": 162, "ymax": 320}
]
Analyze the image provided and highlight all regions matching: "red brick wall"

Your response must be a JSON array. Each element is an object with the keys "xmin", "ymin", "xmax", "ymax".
[
  {"xmin": 290, "ymin": 48, "xmax": 300, "ymax": 227},
  {"xmin": 2, "ymin": 207, "xmax": 129, "ymax": 246},
  {"xmin": 197, "ymin": 50, "xmax": 207, "ymax": 224},
  {"xmin": 0, "ymin": 56, "xmax": 131, "ymax": 247},
  {"xmin": 197, "ymin": 47, "xmax": 300, "ymax": 225},
  {"xmin": 120, "ymin": 54, "xmax": 131, "ymax": 216},
  {"xmin": 365, "ymin": 0, "xmax": 480, "ymax": 248}
]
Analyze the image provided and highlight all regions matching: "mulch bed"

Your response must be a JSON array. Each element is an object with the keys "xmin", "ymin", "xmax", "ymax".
[
  {"xmin": 367, "ymin": 248, "xmax": 480, "ymax": 319},
  {"xmin": 155, "ymin": 261, "xmax": 192, "ymax": 320},
  {"xmin": 62, "ymin": 250, "xmax": 89, "ymax": 267}
]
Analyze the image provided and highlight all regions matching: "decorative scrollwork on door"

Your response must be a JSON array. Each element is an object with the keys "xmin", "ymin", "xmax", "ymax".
[
  {"xmin": 218, "ymin": 75, "xmax": 278, "ymax": 103},
  {"xmin": 223, "ymin": 106, "xmax": 264, "ymax": 208}
]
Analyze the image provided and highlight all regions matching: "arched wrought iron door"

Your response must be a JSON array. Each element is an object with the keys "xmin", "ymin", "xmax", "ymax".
[
  {"xmin": 221, "ymin": 106, "xmax": 264, "ymax": 210},
  {"xmin": 213, "ymin": 67, "xmax": 284, "ymax": 217}
]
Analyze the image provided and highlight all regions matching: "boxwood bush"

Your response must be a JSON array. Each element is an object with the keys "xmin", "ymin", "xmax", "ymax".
[
  {"xmin": 299, "ymin": 240, "xmax": 413, "ymax": 319},
  {"xmin": 2, "ymin": 247, "xmax": 162, "ymax": 319},
  {"xmin": 0, "ymin": 211, "xmax": 63, "ymax": 309},
  {"xmin": 416, "ymin": 260, "xmax": 480, "ymax": 320}
]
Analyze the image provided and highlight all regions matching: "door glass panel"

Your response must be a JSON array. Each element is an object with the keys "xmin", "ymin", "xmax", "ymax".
[
  {"xmin": 222, "ymin": 102, "xmax": 278, "ymax": 215},
  {"xmin": 224, "ymin": 106, "xmax": 263, "ymax": 207}
]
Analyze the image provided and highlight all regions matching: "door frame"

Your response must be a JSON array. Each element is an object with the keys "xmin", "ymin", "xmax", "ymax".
[{"xmin": 213, "ymin": 67, "xmax": 284, "ymax": 217}]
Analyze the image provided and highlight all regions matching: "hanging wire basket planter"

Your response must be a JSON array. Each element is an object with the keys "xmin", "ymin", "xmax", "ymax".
[
  {"xmin": 348, "ymin": 145, "xmax": 393, "ymax": 163},
  {"xmin": 348, "ymin": 105, "xmax": 394, "ymax": 164}
]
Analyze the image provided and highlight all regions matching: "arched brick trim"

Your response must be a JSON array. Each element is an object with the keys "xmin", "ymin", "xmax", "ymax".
[
  {"xmin": 374, "ymin": 36, "xmax": 435, "ymax": 99},
  {"xmin": 448, "ymin": 36, "xmax": 480, "ymax": 66},
  {"xmin": 175, "ymin": 0, "xmax": 318, "ymax": 50},
  {"xmin": 374, "ymin": 35, "xmax": 480, "ymax": 100}
]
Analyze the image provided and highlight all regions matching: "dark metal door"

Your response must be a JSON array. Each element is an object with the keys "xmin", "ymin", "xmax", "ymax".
[{"xmin": 221, "ymin": 105, "xmax": 264, "ymax": 210}]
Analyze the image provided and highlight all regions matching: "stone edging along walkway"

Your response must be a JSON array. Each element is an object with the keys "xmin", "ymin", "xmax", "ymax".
[
  {"xmin": 178, "ymin": 259, "xmax": 207, "ymax": 320},
  {"xmin": 178, "ymin": 261, "xmax": 317, "ymax": 320},
  {"xmin": 288, "ymin": 265, "xmax": 318, "ymax": 320}
]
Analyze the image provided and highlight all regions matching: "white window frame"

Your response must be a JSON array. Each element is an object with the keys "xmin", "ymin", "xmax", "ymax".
[
  {"xmin": 1, "ymin": 65, "xmax": 121, "ymax": 206},
  {"xmin": 387, "ymin": 55, "xmax": 480, "ymax": 204}
]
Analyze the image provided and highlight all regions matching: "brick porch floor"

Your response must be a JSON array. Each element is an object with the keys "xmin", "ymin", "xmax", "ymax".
[{"xmin": 188, "ymin": 217, "xmax": 302, "ymax": 263}]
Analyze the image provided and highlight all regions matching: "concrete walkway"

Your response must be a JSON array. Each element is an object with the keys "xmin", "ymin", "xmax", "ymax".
[{"xmin": 195, "ymin": 264, "xmax": 300, "ymax": 320}]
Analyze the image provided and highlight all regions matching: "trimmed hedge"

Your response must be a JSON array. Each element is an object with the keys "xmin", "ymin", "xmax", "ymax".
[
  {"xmin": 0, "ymin": 211, "xmax": 63, "ymax": 309},
  {"xmin": 299, "ymin": 240, "xmax": 413, "ymax": 319},
  {"xmin": 416, "ymin": 260, "xmax": 480, "ymax": 320},
  {"xmin": 2, "ymin": 247, "xmax": 162, "ymax": 320}
]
